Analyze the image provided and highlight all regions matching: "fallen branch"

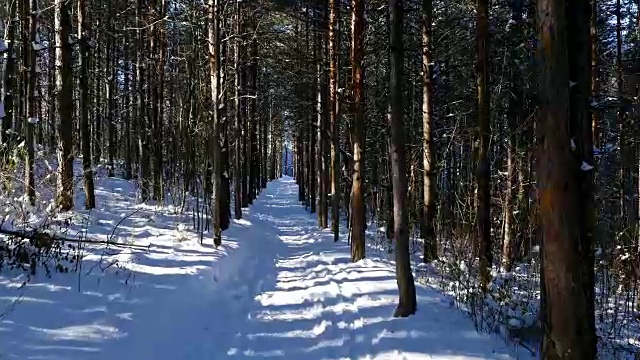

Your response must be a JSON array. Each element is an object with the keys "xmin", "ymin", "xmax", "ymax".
[{"xmin": 0, "ymin": 226, "xmax": 151, "ymax": 251}]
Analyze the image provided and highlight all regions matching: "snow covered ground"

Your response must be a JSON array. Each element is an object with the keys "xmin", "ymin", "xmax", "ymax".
[{"xmin": 0, "ymin": 176, "xmax": 521, "ymax": 359}]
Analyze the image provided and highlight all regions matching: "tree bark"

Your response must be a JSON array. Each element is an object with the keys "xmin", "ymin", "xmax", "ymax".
[
  {"xmin": 350, "ymin": 0, "xmax": 365, "ymax": 262},
  {"xmin": 55, "ymin": 0, "xmax": 74, "ymax": 211},
  {"xmin": 329, "ymin": 0, "xmax": 340, "ymax": 242},
  {"xmin": 248, "ymin": 5, "xmax": 258, "ymax": 203},
  {"xmin": 475, "ymin": 0, "xmax": 492, "ymax": 290},
  {"xmin": 78, "ymin": 0, "xmax": 96, "ymax": 209},
  {"xmin": 537, "ymin": 0, "xmax": 597, "ymax": 357},
  {"xmin": 234, "ymin": 0, "xmax": 243, "ymax": 219},
  {"xmin": 590, "ymin": 0, "xmax": 599, "ymax": 147},
  {"xmin": 209, "ymin": 0, "xmax": 222, "ymax": 246},
  {"xmin": 389, "ymin": 0, "xmax": 417, "ymax": 318},
  {"xmin": 137, "ymin": 0, "xmax": 151, "ymax": 202},
  {"xmin": 1, "ymin": 0, "xmax": 17, "ymax": 153},
  {"xmin": 566, "ymin": 0, "xmax": 597, "ymax": 356}
]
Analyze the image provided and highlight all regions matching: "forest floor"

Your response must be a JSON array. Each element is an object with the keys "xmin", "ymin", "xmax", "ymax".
[{"xmin": 0, "ymin": 174, "xmax": 521, "ymax": 359}]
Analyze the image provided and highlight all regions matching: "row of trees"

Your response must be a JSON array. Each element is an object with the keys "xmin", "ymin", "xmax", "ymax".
[
  {"xmin": 284, "ymin": 0, "xmax": 637, "ymax": 358},
  {"xmin": 0, "ymin": 0, "xmax": 286, "ymax": 234}
]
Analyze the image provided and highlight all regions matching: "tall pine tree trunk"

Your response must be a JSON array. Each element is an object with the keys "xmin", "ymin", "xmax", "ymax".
[
  {"xmin": 1, "ymin": 0, "xmax": 16, "ymax": 153},
  {"xmin": 329, "ymin": 0, "xmax": 340, "ymax": 242},
  {"xmin": 209, "ymin": 0, "xmax": 222, "ymax": 246},
  {"xmin": 537, "ymin": 0, "xmax": 597, "ymax": 357},
  {"xmin": 566, "ymin": 0, "xmax": 597, "ymax": 355},
  {"xmin": 23, "ymin": 0, "xmax": 37, "ymax": 206},
  {"xmin": 234, "ymin": 0, "xmax": 243, "ymax": 219},
  {"xmin": 55, "ymin": 0, "xmax": 74, "ymax": 211},
  {"xmin": 137, "ymin": 0, "xmax": 151, "ymax": 201},
  {"xmin": 78, "ymin": 0, "xmax": 96, "ymax": 209},
  {"xmin": 350, "ymin": 0, "xmax": 365, "ymax": 261},
  {"xmin": 389, "ymin": 0, "xmax": 417, "ymax": 318},
  {"xmin": 475, "ymin": 0, "xmax": 492, "ymax": 290}
]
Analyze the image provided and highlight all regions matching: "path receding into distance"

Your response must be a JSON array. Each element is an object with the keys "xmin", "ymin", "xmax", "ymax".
[{"xmin": 0, "ymin": 176, "xmax": 520, "ymax": 359}]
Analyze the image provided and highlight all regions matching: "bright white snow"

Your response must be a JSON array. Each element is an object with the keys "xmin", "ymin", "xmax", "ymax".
[{"xmin": 0, "ymin": 176, "xmax": 517, "ymax": 359}]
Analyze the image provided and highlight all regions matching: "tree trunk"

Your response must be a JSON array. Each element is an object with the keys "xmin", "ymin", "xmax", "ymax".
[
  {"xmin": 209, "ymin": 0, "xmax": 222, "ymax": 246},
  {"xmin": 221, "ymin": 24, "xmax": 231, "ymax": 231},
  {"xmin": 248, "ymin": 7, "xmax": 258, "ymax": 203},
  {"xmin": 1, "ymin": 0, "xmax": 17, "ymax": 153},
  {"xmin": 234, "ymin": 0, "xmax": 243, "ymax": 219},
  {"xmin": 78, "ymin": 0, "xmax": 96, "ymax": 209},
  {"xmin": 137, "ymin": 0, "xmax": 151, "ymax": 202},
  {"xmin": 55, "ymin": 0, "xmax": 74, "ymax": 211},
  {"xmin": 155, "ymin": 0, "xmax": 167, "ymax": 201},
  {"xmin": 566, "ymin": 0, "xmax": 597, "ymax": 355},
  {"xmin": 350, "ymin": 0, "xmax": 365, "ymax": 261},
  {"xmin": 389, "ymin": 0, "xmax": 417, "ymax": 318},
  {"xmin": 261, "ymin": 92, "xmax": 268, "ymax": 189},
  {"xmin": 318, "ymin": 12, "xmax": 328, "ymax": 228},
  {"xmin": 329, "ymin": 0, "xmax": 340, "ymax": 242},
  {"xmin": 123, "ymin": 37, "xmax": 133, "ymax": 180},
  {"xmin": 590, "ymin": 0, "xmax": 599, "ymax": 147},
  {"xmin": 107, "ymin": 34, "xmax": 116, "ymax": 178},
  {"xmin": 475, "ymin": 0, "xmax": 492, "ymax": 290},
  {"xmin": 537, "ymin": 0, "xmax": 597, "ymax": 357},
  {"xmin": 23, "ymin": 0, "xmax": 37, "ymax": 206},
  {"xmin": 93, "ymin": 34, "xmax": 102, "ymax": 165},
  {"xmin": 270, "ymin": 97, "xmax": 277, "ymax": 181}
]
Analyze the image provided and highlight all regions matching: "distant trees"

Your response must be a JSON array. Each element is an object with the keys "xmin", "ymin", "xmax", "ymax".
[{"xmin": 285, "ymin": 0, "xmax": 634, "ymax": 354}]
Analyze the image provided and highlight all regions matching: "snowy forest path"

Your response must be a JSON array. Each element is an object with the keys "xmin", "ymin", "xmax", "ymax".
[
  {"xmin": 198, "ymin": 176, "xmax": 518, "ymax": 359},
  {"xmin": 0, "ymin": 176, "xmax": 519, "ymax": 360}
]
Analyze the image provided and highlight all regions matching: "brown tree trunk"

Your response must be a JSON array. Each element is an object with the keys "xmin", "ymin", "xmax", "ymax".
[
  {"xmin": 350, "ymin": 0, "xmax": 365, "ymax": 262},
  {"xmin": 298, "ymin": 137, "xmax": 306, "ymax": 202},
  {"xmin": 261, "ymin": 88, "xmax": 268, "ymax": 189},
  {"xmin": 23, "ymin": 0, "xmax": 37, "ymax": 206},
  {"xmin": 55, "ymin": 0, "xmax": 74, "ymax": 211},
  {"xmin": 475, "ymin": 0, "xmax": 492, "ymax": 290},
  {"xmin": 123, "ymin": 37, "xmax": 133, "ymax": 181},
  {"xmin": 590, "ymin": 0, "xmax": 599, "ymax": 147},
  {"xmin": 136, "ymin": 0, "xmax": 151, "ymax": 202},
  {"xmin": 93, "ymin": 34, "xmax": 102, "ymax": 165},
  {"xmin": 1, "ymin": 0, "xmax": 17, "ymax": 152},
  {"xmin": 566, "ymin": 0, "xmax": 597, "ymax": 356},
  {"xmin": 248, "ymin": 5, "xmax": 258, "ymax": 203},
  {"xmin": 107, "ymin": 31, "xmax": 116, "ymax": 178},
  {"xmin": 270, "ymin": 97, "xmax": 277, "ymax": 181},
  {"xmin": 307, "ymin": 9, "xmax": 317, "ymax": 215},
  {"xmin": 234, "ymin": 0, "xmax": 243, "ymax": 219},
  {"xmin": 537, "ymin": 0, "xmax": 597, "ymax": 357},
  {"xmin": 78, "ymin": 0, "xmax": 96, "ymax": 209},
  {"xmin": 154, "ymin": 0, "xmax": 167, "ymax": 201},
  {"xmin": 209, "ymin": 0, "xmax": 222, "ymax": 246},
  {"xmin": 329, "ymin": 0, "xmax": 340, "ymax": 242},
  {"xmin": 318, "ymin": 7, "xmax": 329, "ymax": 228},
  {"xmin": 221, "ymin": 24, "xmax": 231, "ymax": 231},
  {"xmin": 389, "ymin": 0, "xmax": 417, "ymax": 318}
]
